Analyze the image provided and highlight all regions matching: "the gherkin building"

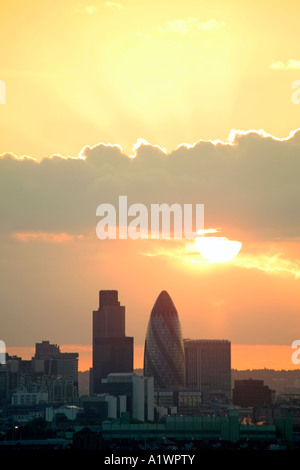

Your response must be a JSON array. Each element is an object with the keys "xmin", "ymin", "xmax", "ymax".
[{"xmin": 144, "ymin": 290, "xmax": 185, "ymax": 390}]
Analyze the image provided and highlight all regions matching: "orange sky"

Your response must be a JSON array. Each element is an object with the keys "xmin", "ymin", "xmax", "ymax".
[
  {"xmin": 0, "ymin": 0, "xmax": 300, "ymax": 158},
  {"xmin": 1, "ymin": 0, "xmax": 300, "ymax": 372},
  {"xmin": 6, "ymin": 343, "xmax": 300, "ymax": 372}
]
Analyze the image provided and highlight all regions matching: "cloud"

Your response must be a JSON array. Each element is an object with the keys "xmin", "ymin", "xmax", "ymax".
[
  {"xmin": 158, "ymin": 18, "xmax": 197, "ymax": 35},
  {"xmin": 143, "ymin": 240, "xmax": 300, "ymax": 278},
  {"xmin": 233, "ymin": 252, "xmax": 300, "ymax": 278},
  {"xmin": 270, "ymin": 59, "xmax": 300, "ymax": 70},
  {"xmin": 158, "ymin": 18, "xmax": 225, "ymax": 35},
  {"xmin": 2, "ymin": 132, "xmax": 300, "ymax": 348},
  {"xmin": 1, "ymin": 129, "xmax": 300, "ymax": 243},
  {"xmin": 12, "ymin": 232, "xmax": 85, "ymax": 243},
  {"xmin": 197, "ymin": 19, "xmax": 226, "ymax": 31},
  {"xmin": 75, "ymin": 4, "xmax": 99, "ymax": 14},
  {"xmin": 129, "ymin": 138, "xmax": 167, "ymax": 159},
  {"xmin": 105, "ymin": 1, "xmax": 122, "ymax": 8}
]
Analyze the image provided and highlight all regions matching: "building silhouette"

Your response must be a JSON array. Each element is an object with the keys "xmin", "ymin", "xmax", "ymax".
[
  {"xmin": 233, "ymin": 379, "xmax": 274, "ymax": 408},
  {"xmin": 92, "ymin": 290, "xmax": 133, "ymax": 394},
  {"xmin": 34, "ymin": 341, "xmax": 78, "ymax": 384},
  {"xmin": 0, "ymin": 341, "xmax": 79, "ymax": 407},
  {"xmin": 184, "ymin": 339, "xmax": 231, "ymax": 402},
  {"xmin": 144, "ymin": 290, "xmax": 185, "ymax": 390}
]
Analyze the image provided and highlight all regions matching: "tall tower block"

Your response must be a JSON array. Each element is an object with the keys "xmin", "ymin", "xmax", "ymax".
[
  {"xmin": 144, "ymin": 290, "xmax": 185, "ymax": 390},
  {"xmin": 92, "ymin": 290, "xmax": 133, "ymax": 394}
]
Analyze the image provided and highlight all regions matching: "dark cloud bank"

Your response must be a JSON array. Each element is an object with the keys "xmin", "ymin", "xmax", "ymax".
[{"xmin": 1, "ymin": 130, "xmax": 300, "ymax": 240}]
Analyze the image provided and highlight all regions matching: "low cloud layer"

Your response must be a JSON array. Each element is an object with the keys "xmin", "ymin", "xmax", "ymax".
[{"xmin": 1, "ymin": 129, "xmax": 300, "ymax": 242}]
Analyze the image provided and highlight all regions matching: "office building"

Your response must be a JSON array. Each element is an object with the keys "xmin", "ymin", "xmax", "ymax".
[
  {"xmin": 232, "ymin": 379, "xmax": 274, "ymax": 408},
  {"xmin": 100, "ymin": 372, "xmax": 154, "ymax": 422},
  {"xmin": 79, "ymin": 394, "xmax": 126, "ymax": 420},
  {"xmin": 144, "ymin": 291, "xmax": 185, "ymax": 390},
  {"xmin": 92, "ymin": 290, "xmax": 134, "ymax": 394},
  {"xmin": 34, "ymin": 341, "xmax": 78, "ymax": 380},
  {"xmin": 154, "ymin": 389, "xmax": 202, "ymax": 417},
  {"xmin": 32, "ymin": 340, "xmax": 79, "ymax": 402},
  {"xmin": 0, "ymin": 342, "xmax": 79, "ymax": 405},
  {"xmin": 184, "ymin": 339, "xmax": 231, "ymax": 402},
  {"xmin": 11, "ymin": 390, "xmax": 48, "ymax": 406}
]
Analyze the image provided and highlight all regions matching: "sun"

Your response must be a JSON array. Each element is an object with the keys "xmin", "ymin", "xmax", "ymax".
[{"xmin": 195, "ymin": 235, "xmax": 242, "ymax": 263}]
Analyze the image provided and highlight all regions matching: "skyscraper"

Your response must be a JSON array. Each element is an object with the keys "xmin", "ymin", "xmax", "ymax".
[
  {"xmin": 184, "ymin": 339, "xmax": 231, "ymax": 402},
  {"xmin": 144, "ymin": 290, "xmax": 185, "ymax": 390},
  {"xmin": 92, "ymin": 290, "xmax": 134, "ymax": 394}
]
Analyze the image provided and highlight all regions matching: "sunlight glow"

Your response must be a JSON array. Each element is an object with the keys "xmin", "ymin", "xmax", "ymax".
[
  {"xmin": 129, "ymin": 138, "xmax": 167, "ymax": 159},
  {"xmin": 195, "ymin": 236, "xmax": 242, "ymax": 263}
]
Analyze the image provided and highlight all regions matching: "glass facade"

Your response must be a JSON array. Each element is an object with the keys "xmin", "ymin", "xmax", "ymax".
[
  {"xmin": 184, "ymin": 339, "xmax": 231, "ymax": 401},
  {"xmin": 144, "ymin": 291, "xmax": 185, "ymax": 390}
]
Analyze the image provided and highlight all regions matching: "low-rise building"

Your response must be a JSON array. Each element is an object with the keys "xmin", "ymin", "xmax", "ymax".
[
  {"xmin": 232, "ymin": 379, "xmax": 274, "ymax": 408},
  {"xmin": 100, "ymin": 372, "xmax": 154, "ymax": 422}
]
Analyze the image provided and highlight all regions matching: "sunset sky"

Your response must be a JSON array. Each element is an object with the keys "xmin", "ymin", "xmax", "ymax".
[{"xmin": 1, "ymin": 0, "xmax": 300, "ymax": 371}]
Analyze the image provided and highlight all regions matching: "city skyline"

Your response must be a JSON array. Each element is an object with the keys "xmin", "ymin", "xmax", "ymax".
[
  {"xmin": 4, "ymin": 286, "xmax": 300, "ymax": 373},
  {"xmin": 6, "ymin": 335, "xmax": 299, "ymax": 372},
  {"xmin": 2, "ymin": 0, "xmax": 300, "ymax": 455}
]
